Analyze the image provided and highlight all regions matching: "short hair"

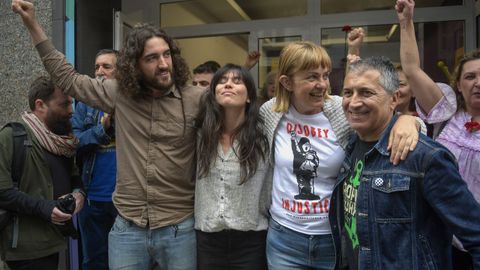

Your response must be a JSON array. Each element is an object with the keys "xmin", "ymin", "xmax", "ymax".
[
  {"xmin": 347, "ymin": 56, "xmax": 399, "ymax": 95},
  {"xmin": 451, "ymin": 49, "xmax": 480, "ymax": 111},
  {"xmin": 28, "ymin": 76, "xmax": 56, "ymax": 111},
  {"xmin": 95, "ymin": 49, "xmax": 119, "ymax": 59},
  {"xmin": 273, "ymin": 41, "xmax": 332, "ymax": 113},
  {"xmin": 193, "ymin": 61, "xmax": 220, "ymax": 74}
]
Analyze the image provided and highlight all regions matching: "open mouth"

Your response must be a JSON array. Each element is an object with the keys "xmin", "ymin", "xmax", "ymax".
[
  {"xmin": 348, "ymin": 111, "xmax": 368, "ymax": 118},
  {"xmin": 310, "ymin": 92, "xmax": 324, "ymax": 98}
]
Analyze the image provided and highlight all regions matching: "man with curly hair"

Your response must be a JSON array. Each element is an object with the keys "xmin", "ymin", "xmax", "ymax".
[{"xmin": 13, "ymin": 1, "xmax": 204, "ymax": 269}]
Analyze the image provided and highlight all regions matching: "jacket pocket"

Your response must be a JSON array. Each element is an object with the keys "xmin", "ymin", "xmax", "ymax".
[{"xmin": 371, "ymin": 174, "xmax": 412, "ymax": 221}]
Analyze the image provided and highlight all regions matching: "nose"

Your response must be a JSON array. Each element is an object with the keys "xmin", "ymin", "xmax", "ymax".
[
  {"xmin": 223, "ymin": 78, "xmax": 234, "ymax": 88},
  {"xmin": 348, "ymin": 92, "xmax": 363, "ymax": 108},
  {"xmin": 157, "ymin": 56, "xmax": 168, "ymax": 69},
  {"xmin": 315, "ymin": 77, "xmax": 328, "ymax": 89},
  {"xmin": 95, "ymin": 67, "xmax": 105, "ymax": 77}
]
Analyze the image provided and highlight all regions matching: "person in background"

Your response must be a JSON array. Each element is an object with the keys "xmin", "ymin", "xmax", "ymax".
[
  {"xmin": 0, "ymin": 76, "xmax": 85, "ymax": 270},
  {"xmin": 192, "ymin": 61, "xmax": 221, "ymax": 90},
  {"xmin": 259, "ymin": 41, "xmax": 420, "ymax": 270},
  {"xmin": 397, "ymin": 0, "xmax": 480, "ymax": 268},
  {"xmin": 12, "ymin": 0, "xmax": 204, "ymax": 269},
  {"xmin": 71, "ymin": 49, "xmax": 119, "ymax": 270},
  {"xmin": 394, "ymin": 65, "xmax": 418, "ymax": 116},
  {"xmin": 195, "ymin": 64, "xmax": 270, "ymax": 270},
  {"xmin": 330, "ymin": 55, "xmax": 480, "ymax": 270},
  {"xmin": 259, "ymin": 71, "xmax": 276, "ymax": 105}
]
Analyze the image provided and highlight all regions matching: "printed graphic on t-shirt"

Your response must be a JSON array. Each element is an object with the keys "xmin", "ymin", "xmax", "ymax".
[
  {"xmin": 270, "ymin": 109, "xmax": 345, "ymax": 234},
  {"xmin": 344, "ymin": 159, "xmax": 363, "ymax": 249},
  {"xmin": 290, "ymin": 131, "xmax": 320, "ymax": 200}
]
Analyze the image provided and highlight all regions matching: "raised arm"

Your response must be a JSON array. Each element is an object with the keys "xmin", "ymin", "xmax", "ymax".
[
  {"xmin": 396, "ymin": 0, "xmax": 444, "ymax": 114},
  {"xmin": 11, "ymin": 0, "xmax": 47, "ymax": 45},
  {"xmin": 12, "ymin": 0, "xmax": 116, "ymax": 113},
  {"xmin": 244, "ymin": 51, "xmax": 260, "ymax": 70}
]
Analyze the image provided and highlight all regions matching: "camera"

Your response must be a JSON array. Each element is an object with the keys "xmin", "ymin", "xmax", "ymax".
[{"xmin": 55, "ymin": 194, "xmax": 79, "ymax": 239}]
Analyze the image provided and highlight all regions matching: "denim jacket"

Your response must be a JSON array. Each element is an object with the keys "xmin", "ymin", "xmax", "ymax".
[
  {"xmin": 329, "ymin": 115, "xmax": 480, "ymax": 270},
  {"xmin": 71, "ymin": 102, "xmax": 112, "ymax": 192}
]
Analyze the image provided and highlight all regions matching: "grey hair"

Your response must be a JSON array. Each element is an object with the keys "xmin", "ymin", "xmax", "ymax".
[{"xmin": 347, "ymin": 56, "xmax": 399, "ymax": 95}]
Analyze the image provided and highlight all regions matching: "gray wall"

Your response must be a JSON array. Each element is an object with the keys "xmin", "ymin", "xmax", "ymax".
[
  {"xmin": 0, "ymin": 0, "xmax": 64, "ymax": 266},
  {"xmin": 0, "ymin": 0, "xmax": 64, "ymax": 125}
]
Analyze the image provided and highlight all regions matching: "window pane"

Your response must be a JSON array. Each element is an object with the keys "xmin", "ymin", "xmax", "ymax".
[
  {"xmin": 177, "ymin": 34, "xmax": 249, "ymax": 77},
  {"xmin": 161, "ymin": 0, "xmax": 307, "ymax": 28},
  {"xmin": 321, "ymin": 0, "xmax": 463, "ymax": 14},
  {"xmin": 258, "ymin": 36, "xmax": 302, "ymax": 89},
  {"xmin": 321, "ymin": 21, "xmax": 464, "ymax": 95}
]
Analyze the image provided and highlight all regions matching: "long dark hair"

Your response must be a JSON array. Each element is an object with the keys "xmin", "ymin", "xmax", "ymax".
[
  {"xmin": 197, "ymin": 64, "xmax": 269, "ymax": 184},
  {"xmin": 116, "ymin": 24, "xmax": 190, "ymax": 99}
]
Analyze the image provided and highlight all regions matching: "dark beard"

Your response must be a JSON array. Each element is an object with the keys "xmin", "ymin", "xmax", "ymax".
[
  {"xmin": 142, "ymin": 69, "xmax": 175, "ymax": 93},
  {"xmin": 45, "ymin": 116, "xmax": 72, "ymax": 135}
]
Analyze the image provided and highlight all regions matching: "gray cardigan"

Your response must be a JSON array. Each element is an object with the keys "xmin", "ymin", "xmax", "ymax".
[{"xmin": 259, "ymin": 96, "xmax": 353, "ymax": 162}]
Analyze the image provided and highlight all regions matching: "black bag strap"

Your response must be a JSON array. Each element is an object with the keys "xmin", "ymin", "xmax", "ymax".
[{"xmin": 1, "ymin": 122, "xmax": 30, "ymax": 188}]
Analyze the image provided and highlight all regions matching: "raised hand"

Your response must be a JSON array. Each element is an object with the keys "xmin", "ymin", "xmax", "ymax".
[
  {"xmin": 12, "ymin": 0, "xmax": 47, "ymax": 45},
  {"xmin": 11, "ymin": 0, "xmax": 35, "ymax": 25},
  {"xmin": 395, "ymin": 0, "xmax": 415, "ymax": 24},
  {"xmin": 347, "ymin": 27, "xmax": 364, "ymax": 55},
  {"xmin": 244, "ymin": 51, "xmax": 260, "ymax": 70},
  {"xmin": 347, "ymin": 54, "xmax": 361, "ymax": 65}
]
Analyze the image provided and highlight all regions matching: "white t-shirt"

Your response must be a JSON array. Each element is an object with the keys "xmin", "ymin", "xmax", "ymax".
[{"xmin": 270, "ymin": 106, "xmax": 345, "ymax": 235}]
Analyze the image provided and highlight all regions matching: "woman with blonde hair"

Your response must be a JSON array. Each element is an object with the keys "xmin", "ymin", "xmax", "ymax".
[{"xmin": 260, "ymin": 41, "xmax": 420, "ymax": 269}]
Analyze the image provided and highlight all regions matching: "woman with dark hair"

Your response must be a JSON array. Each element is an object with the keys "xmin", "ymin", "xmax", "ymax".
[{"xmin": 195, "ymin": 64, "xmax": 270, "ymax": 270}]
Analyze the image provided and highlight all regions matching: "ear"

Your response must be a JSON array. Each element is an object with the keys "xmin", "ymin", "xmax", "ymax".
[
  {"xmin": 391, "ymin": 91, "xmax": 400, "ymax": 111},
  {"xmin": 246, "ymin": 99, "xmax": 250, "ymax": 103},
  {"xmin": 279, "ymin": 75, "xmax": 292, "ymax": 92},
  {"xmin": 34, "ymin": 99, "xmax": 47, "ymax": 113}
]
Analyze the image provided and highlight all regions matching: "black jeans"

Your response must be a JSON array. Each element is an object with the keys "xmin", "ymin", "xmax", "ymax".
[
  {"xmin": 6, "ymin": 253, "xmax": 58, "ymax": 270},
  {"xmin": 196, "ymin": 229, "xmax": 267, "ymax": 270}
]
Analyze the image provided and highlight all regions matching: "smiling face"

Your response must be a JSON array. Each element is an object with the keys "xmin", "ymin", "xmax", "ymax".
[
  {"xmin": 457, "ymin": 58, "xmax": 480, "ymax": 114},
  {"xmin": 215, "ymin": 71, "xmax": 249, "ymax": 110},
  {"xmin": 138, "ymin": 37, "xmax": 174, "ymax": 91},
  {"xmin": 282, "ymin": 66, "xmax": 330, "ymax": 115},
  {"xmin": 343, "ymin": 70, "xmax": 396, "ymax": 141}
]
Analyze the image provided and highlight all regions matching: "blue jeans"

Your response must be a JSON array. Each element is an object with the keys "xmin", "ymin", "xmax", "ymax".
[
  {"xmin": 108, "ymin": 215, "xmax": 196, "ymax": 270},
  {"xmin": 266, "ymin": 219, "xmax": 335, "ymax": 270},
  {"xmin": 78, "ymin": 200, "xmax": 118, "ymax": 270}
]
